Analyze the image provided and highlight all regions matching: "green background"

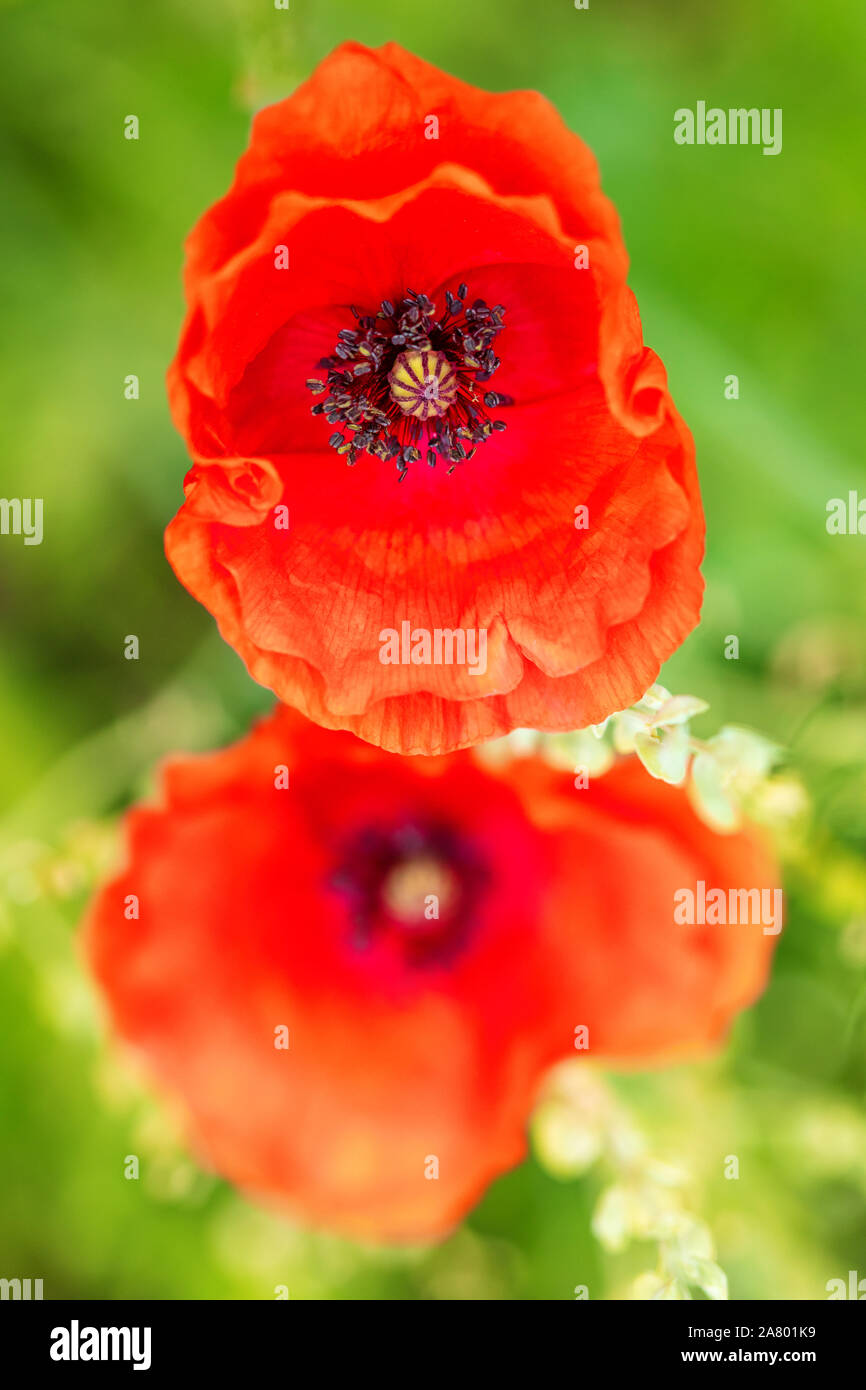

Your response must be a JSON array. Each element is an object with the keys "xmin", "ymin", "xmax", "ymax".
[{"xmin": 1, "ymin": 0, "xmax": 865, "ymax": 1298}]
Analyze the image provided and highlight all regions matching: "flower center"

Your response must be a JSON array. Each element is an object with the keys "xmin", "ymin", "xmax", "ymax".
[
  {"xmin": 306, "ymin": 285, "xmax": 511, "ymax": 479},
  {"xmin": 327, "ymin": 819, "xmax": 489, "ymax": 968},
  {"xmin": 381, "ymin": 854, "xmax": 459, "ymax": 923}
]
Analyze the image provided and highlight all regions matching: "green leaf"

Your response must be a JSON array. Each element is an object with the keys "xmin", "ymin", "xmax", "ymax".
[
  {"xmin": 634, "ymin": 684, "xmax": 670, "ymax": 714},
  {"xmin": 634, "ymin": 724, "xmax": 690, "ymax": 784},
  {"xmin": 688, "ymin": 1258, "xmax": 729, "ymax": 1301},
  {"xmin": 688, "ymin": 752, "xmax": 741, "ymax": 832},
  {"xmin": 613, "ymin": 710, "xmax": 648, "ymax": 754},
  {"xmin": 651, "ymin": 694, "xmax": 710, "ymax": 728},
  {"xmin": 531, "ymin": 1099, "xmax": 603, "ymax": 1179},
  {"xmin": 591, "ymin": 1184, "xmax": 633, "ymax": 1252},
  {"xmin": 711, "ymin": 724, "xmax": 780, "ymax": 779}
]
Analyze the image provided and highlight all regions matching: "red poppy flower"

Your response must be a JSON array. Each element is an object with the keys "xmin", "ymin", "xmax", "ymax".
[
  {"xmin": 85, "ymin": 710, "xmax": 777, "ymax": 1243},
  {"xmin": 165, "ymin": 42, "xmax": 704, "ymax": 756}
]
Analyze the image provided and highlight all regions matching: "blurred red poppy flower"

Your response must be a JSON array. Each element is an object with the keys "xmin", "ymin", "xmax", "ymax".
[
  {"xmin": 165, "ymin": 42, "xmax": 704, "ymax": 756},
  {"xmin": 85, "ymin": 710, "xmax": 777, "ymax": 1243}
]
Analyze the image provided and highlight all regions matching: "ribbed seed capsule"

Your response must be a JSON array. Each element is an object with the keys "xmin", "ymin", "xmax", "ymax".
[{"xmin": 388, "ymin": 350, "xmax": 459, "ymax": 421}]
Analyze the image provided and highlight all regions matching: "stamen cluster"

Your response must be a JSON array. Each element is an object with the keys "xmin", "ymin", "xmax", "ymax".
[{"xmin": 307, "ymin": 285, "xmax": 509, "ymax": 478}]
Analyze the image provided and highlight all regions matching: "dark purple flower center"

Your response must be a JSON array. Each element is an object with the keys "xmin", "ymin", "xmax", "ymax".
[
  {"xmin": 306, "ymin": 285, "xmax": 510, "ymax": 479},
  {"xmin": 327, "ymin": 818, "xmax": 490, "ymax": 967}
]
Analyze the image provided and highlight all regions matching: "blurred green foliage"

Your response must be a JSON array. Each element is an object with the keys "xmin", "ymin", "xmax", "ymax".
[{"xmin": 1, "ymin": 0, "xmax": 865, "ymax": 1299}]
